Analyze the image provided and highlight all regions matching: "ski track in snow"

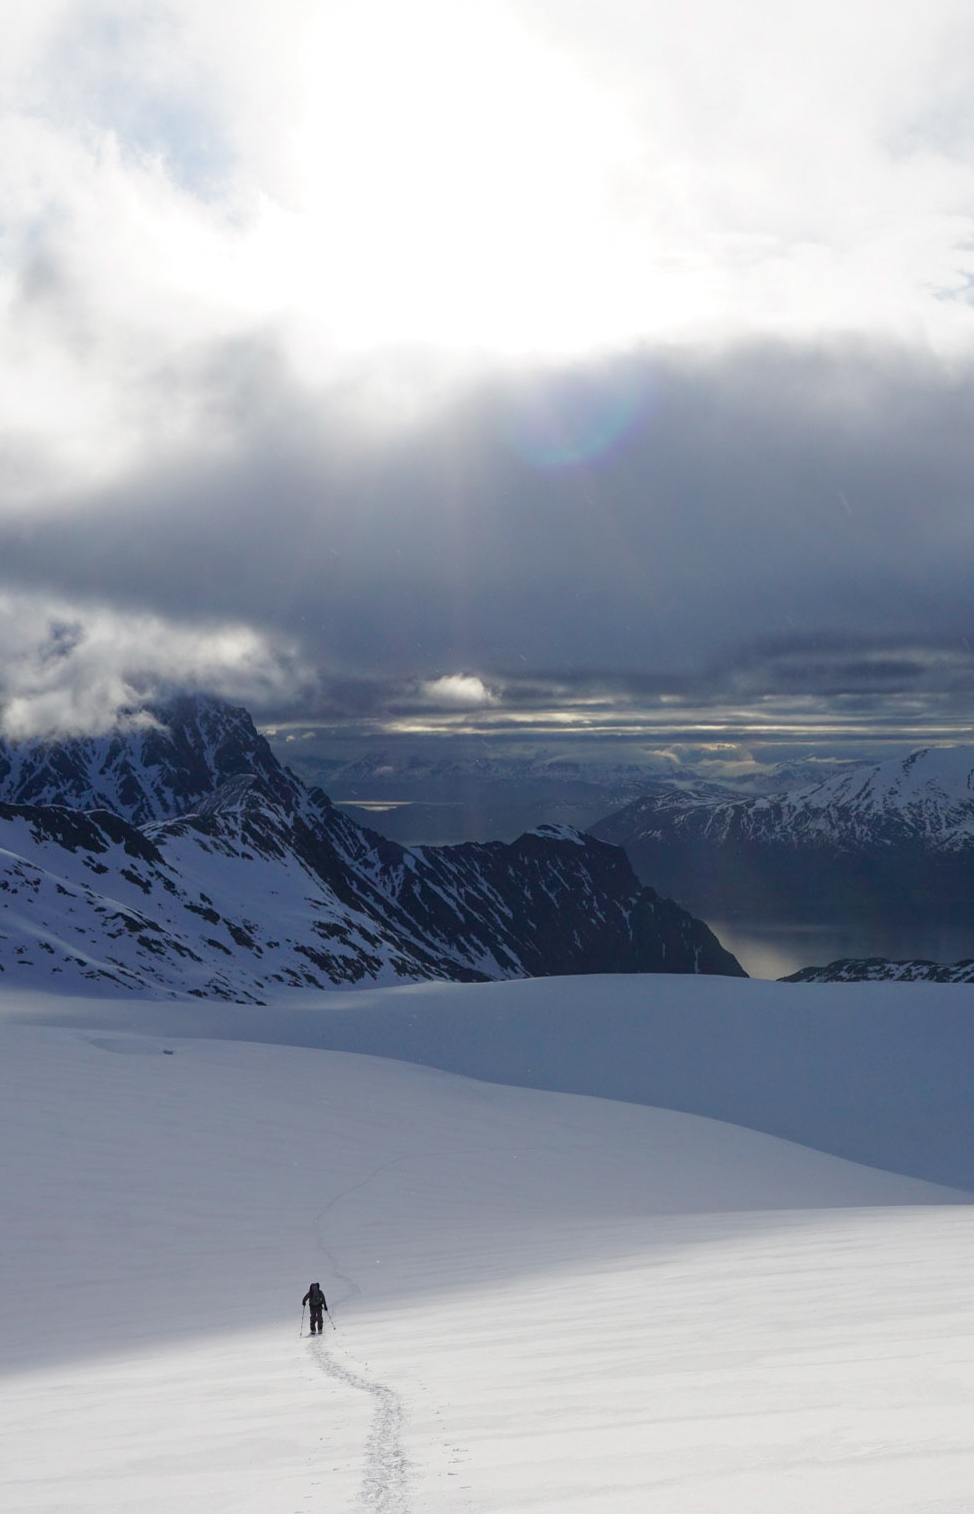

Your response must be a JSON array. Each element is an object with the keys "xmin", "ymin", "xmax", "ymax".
[
  {"xmin": 305, "ymin": 1145, "xmax": 526, "ymax": 1512},
  {"xmin": 305, "ymin": 1154, "xmax": 439, "ymax": 1514},
  {"xmin": 3, "ymin": 1021, "xmax": 970, "ymax": 1513},
  {"xmin": 309, "ymin": 1339, "xmax": 409, "ymax": 1514}
]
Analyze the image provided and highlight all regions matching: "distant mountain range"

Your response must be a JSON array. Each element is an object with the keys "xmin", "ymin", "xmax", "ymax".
[
  {"xmin": 285, "ymin": 747, "xmax": 849, "ymax": 798},
  {"xmin": 282, "ymin": 749, "xmax": 715, "ymax": 844},
  {"xmin": 590, "ymin": 747, "xmax": 974, "ymax": 923},
  {"xmin": 0, "ymin": 698, "xmax": 744, "ymax": 999},
  {"xmin": 281, "ymin": 744, "xmax": 851, "ymax": 846}
]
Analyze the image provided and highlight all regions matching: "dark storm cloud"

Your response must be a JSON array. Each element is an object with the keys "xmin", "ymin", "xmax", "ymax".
[
  {"xmin": 712, "ymin": 633, "xmax": 974, "ymax": 698},
  {"xmin": 4, "ymin": 335, "xmax": 974, "ymax": 740},
  {"xmin": 257, "ymin": 634, "xmax": 974, "ymax": 733}
]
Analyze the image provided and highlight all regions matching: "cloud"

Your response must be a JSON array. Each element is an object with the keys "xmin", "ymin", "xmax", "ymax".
[
  {"xmin": 3, "ymin": 0, "xmax": 974, "ymax": 512},
  {"xmin": 252, "ymin": 627, "xmax": 974, "ymax": 756},
  {"xmin": 421, "ymin": 675, "xmax": 499, "ymax": 708},
  {"xmin": 2, "ymin": 337, "xmax": 974, "ymax": 750},
  {"xmin": 0, "ymin": 591, "xmax": 311, "ymax": 739},
  {"xmin": 3, "ymin": 3, "xmax": 974, "ymax": 754}
]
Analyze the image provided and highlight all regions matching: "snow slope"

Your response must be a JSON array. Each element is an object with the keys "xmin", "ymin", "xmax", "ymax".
[
  {"xmin": 5, "ymin": 972, "xmax": 973, "ymax": 1189},
  {"xmin": 2, "ymin": 1017, "xmax": 971, "ymax": 1514},
  {"xmin": 0, "ymin": 782, "xmax": 741, "ymax": 996},
  {"xmin": 774, "ymin": 744, "xmax": 974, "ymax": 846},
  {"xmin": 596, "ymin": 745, "xmax": 974, "ymax": 854}
]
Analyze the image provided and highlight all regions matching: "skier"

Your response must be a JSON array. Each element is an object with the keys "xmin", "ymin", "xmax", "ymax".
[{"xmin": 303, "ymin": 1282, "xmax": 328, "ymax": 1334}]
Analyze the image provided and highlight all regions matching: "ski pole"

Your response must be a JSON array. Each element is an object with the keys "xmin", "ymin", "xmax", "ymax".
[
  {"xmin": 300, "ymin": 1304, "xmax": 306, "ymax": 1337},
  {"xmin": 327, "ymin": 1307, "xmax": 337, "ymax": 1332}
]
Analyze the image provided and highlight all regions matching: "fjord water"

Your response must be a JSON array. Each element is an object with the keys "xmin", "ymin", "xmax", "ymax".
[{"xmin": 708, "ymin": 916, "xmax": 974, "ymax": 979}]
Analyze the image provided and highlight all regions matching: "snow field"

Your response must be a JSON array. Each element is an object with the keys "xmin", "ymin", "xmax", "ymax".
[
  {"xmin": 1, "ymin": 1019, "xmax": 972, "ymax": 1512},
  {"xmin": 6, "ymin": 972, "xmax": 974, "ymax": 1188},
  {"xmin": 361, "ymin": 1209, "xmax": 974, "ymax": 1513}
]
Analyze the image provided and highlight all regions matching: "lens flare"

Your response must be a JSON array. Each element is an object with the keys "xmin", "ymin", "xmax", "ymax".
[{"xmin": 503, "ymin": 362, "xmax": 651, "ymax": 470}]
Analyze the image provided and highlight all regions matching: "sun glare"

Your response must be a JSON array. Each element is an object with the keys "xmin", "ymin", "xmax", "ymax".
[
  {"xmin": 246, "ymin": 0, "xmax": 643, "ymax": 362},
  {"xmin": 163, "ymin": 0, "xmax": 974, "ymax": 392}
]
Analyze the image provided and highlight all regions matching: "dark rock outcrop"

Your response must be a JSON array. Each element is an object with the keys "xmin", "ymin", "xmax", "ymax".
[
  {"xmin": 782, "ymin": 958, "xmax": 974, "ymax": 984},
  {"xmin": 0, "ymin": 698, "xmax": 745, "ymax": 998}
]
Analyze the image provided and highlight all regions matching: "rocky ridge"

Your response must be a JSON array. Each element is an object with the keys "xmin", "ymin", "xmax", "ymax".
[
  {"xmin": 0, "ymin": 698, "xmax": 744, "ymax": 999},
  {"xmin": 781, "ymin": 958, "xmax": 974, "ymax": 984}
]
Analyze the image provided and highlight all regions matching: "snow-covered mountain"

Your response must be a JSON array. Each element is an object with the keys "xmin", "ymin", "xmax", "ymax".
[
  {"xmin": 0, "ymin": 695, "xmax": 295, "ymax": 822},
  {"xmin": 282, "ymin": 742, "xmax": 858, "ymax": 848},
  {"xmin": 285, "ymin": 746, "xmax": 849, "ymax": 801},
  {"xmin": 782, "ymin": 956, "xmax": 974, "ymax": 983},
  {"xmin": 590, "ymin": 746, "xmax": 974, "ymax": 921},
  {"xmin": 0, "ymin": 698, "xmax": 743, "ymax": 997}
]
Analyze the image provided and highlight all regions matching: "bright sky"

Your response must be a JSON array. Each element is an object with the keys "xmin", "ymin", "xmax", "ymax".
[
  {"xmin": 2, "ymin": 0, "xmax": 974, "ymax": 744},
  {"xmin": 6, "ymin": 1, "xmax": 974, "ymax": 402}
]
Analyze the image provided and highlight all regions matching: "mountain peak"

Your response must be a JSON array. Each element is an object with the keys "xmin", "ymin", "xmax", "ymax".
[
  {"xmin": 0, "ymin": 698, "xmax": 745, "ymax": 996},
  {"xmin": 0, "ymin": 694, "xmax": 304, "ymax": 825}
]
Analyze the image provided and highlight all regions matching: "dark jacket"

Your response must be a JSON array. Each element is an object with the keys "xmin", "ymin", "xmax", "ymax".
[{"xmin": 303, "ymin": 1286, "xmax": 327, "ymax": 1311}]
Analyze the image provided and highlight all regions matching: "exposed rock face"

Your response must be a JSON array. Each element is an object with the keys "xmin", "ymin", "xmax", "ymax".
[
  {"xmin": 0, "ymin": 696, "xmax": 294, "ymax": 823},
  {"xmin": 0, "ymin": 698, "xmax": 745, "ymax": 999},
  {"xmin": 781, "ymin": 958, "xmax": 974, "ymax": 983},
  {"xmin": 590, "ymin": 747, "xmax": 974, "ymax": 922}
]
